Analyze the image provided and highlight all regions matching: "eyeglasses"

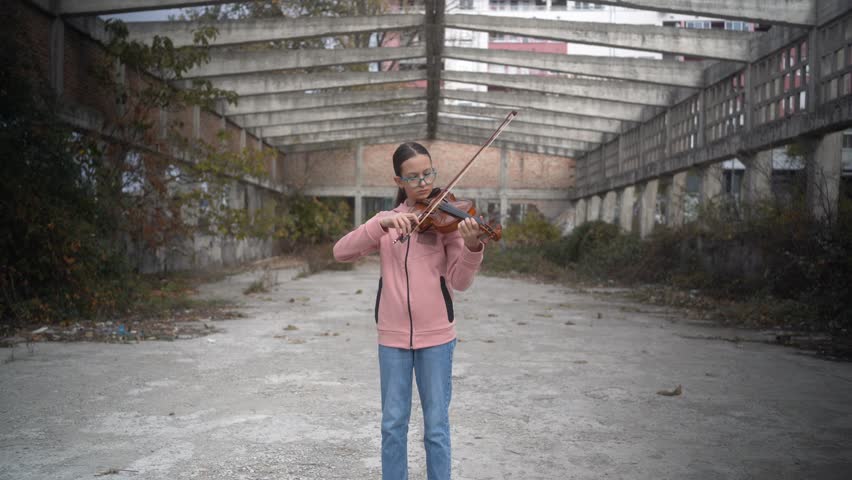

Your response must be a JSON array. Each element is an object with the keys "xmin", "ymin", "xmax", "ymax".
[{"xmin": 399, "ymin": 169, "xmax": 437, "ymax": 186}]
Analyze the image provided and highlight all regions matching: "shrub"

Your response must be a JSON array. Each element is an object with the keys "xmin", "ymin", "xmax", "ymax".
[{"xmin": 502, "ymin": 211, "xmax": 561, "ymax": 247}]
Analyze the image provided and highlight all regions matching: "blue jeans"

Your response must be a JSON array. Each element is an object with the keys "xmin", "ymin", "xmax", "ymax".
[{"xmin": 378, "ymin": 338, "xmax": 457, "ymax": 480}]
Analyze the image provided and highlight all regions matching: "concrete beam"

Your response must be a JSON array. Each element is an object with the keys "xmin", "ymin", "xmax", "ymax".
[
  {"xmin": 438, "ymin": 122, "xmax": 595, "ymax": 151},
  {"xmin": 223, "ymin": 89, "xmax": 426, "ymax": 116},
  {"xmin": 259, "ymin": 113, "xmax": 426, "ymax": 138},
  {"xmin": 442, "ymin": 89, "xmax": 649, "ymax": 123},
  {"xmin": 277, "ymin": 130, "xmax": 428, "ymax": 154},
  {"xmin": 268, "ymin": 124, "xmax": 428, "ymax": 146},
  {"xmin": 230, "ymin": 101, "xmax": 426, "ymax": 128},
  {"xmin": 58, "ymin": 0, "xmax": 231, "ymax": 16},
  {"xmin": 445, "ymin": 14, "xmax": 755, "ymax": 62},
  {"xmin": 444, "ymin": 47, "xmax": 708, "ymax": 88},
  {"xmin": 435, "ymin": 132, "xmax": 578, "ymax": 159},
  {"xmin": 125, "ymin": 15, "xmax": 425, "ymax": 47},
  {"xmin": 441, "ymin": 103, "xmax": 625, "ymax": 134},
  {"xmin": 178, "ymin": 71, "xmax": 427, "ymax": 97},
  {"xmin": 443, "ymin": 71, "xmax": 689, "ymax": 107},
  {"xmin": 302, "ymin": 185, "xmax": 572, "ymax": 200},
  {"xmin": 184, "ymin": 46, "xmax": 426, "ymax": 78},
  {"xmin": 437, "ymin": 113, "xmax": 611, "ymax": 144},
  {"xmin": 585, "ymin": 0, "xmax": 816, "ymax": 27}
]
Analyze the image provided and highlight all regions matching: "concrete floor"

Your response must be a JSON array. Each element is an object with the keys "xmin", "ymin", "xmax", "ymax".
[{"xmin": 2, "ymin": 262, "xmax": 852, "ymax": 480}]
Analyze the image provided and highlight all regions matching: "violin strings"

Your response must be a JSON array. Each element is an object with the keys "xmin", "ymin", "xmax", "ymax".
[{"xmin": 409, "ymin": 111, "xmax": 518, "ymax": 233}]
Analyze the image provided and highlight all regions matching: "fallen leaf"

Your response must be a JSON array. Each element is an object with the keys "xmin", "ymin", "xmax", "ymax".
[{"xmin": 657, "ymin": 384, "xmax": 683, "ymax": 397}]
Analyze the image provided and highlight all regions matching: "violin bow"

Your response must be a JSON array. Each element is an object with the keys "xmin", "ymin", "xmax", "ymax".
[{"xmin": 395, "ymin": 110, "xmax": 518, "ymax": 244}]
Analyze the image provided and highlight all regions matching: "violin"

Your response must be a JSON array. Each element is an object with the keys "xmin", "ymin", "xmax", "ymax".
[
  {"xmin": 395, "ymin": 110, "xmax": 518, "ymax": 245},
  {"xmin": 408, "ymin": 188, "xmax": 502, "ymax": 242}
]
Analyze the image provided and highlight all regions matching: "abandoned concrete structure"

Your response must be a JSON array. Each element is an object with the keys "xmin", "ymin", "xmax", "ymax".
[{"xmin": 12, "ymin": 0, "xmax": 852, "ymax": 260}]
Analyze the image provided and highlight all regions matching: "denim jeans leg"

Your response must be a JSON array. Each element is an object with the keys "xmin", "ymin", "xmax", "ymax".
[
  {"xmin": 379, "ymin": 344, "xmax": 414, "ymax": 480},
  {"xmin": 414, "ymin": 338, "xmax": 456, "ymax": 480}
]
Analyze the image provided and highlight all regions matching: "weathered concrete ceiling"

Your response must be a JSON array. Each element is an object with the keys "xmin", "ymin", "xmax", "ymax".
[
  {"xmin": 47, "ymin": 0, "xmax": 846, "ymax": 161},
  {"xmin": 125, "ymin": 14, "xmax": 425, "ymax": 47},
  {"xmin": 444, "ymin": 14, "xmax": 756, "ymax": 62},
  {"xmin": 580, "ymin": 0, "xmax": 817, "ymax": 26}
]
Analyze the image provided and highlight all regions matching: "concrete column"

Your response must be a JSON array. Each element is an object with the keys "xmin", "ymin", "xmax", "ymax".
[
  {"xmin": 588, "ymin": 195, "xmax": 602, "ymax": 222},
  {"xmin": 619, "ymin": 186, "xmax": 636, "ymax": 232},
  {"xmin": 601, "ymin": 191, "xmax": 617, "ymax": 224},
  {"xmin": 49, "ymin": 18, "xmax": 64, "ymax": 96},
  {"xmin": 575, "ymin": 198, "xmax": 587, "ymax": 227},
  {"xmin": 239, "ymin": 128, "xmax": 247, "ymax": 150},
  {"xmin": 270, "ymin": 154, "xmax": 278, "ymax": 183},
  {"xmin": 158, "ymin": 108, "xmax": 168, "ymax": 140},
  {"xmin": 354, "ymin": 142, "xmax": 364, "ymax": 226},
  {"xmin": 668, "ymin": 171, "xmax": 687, "ymax": 226},
  {"xmin": 499, "ymin": 147, "xmax": 509, "ymax": 225},
  {"xmin": 115, "ymin": 60, "xmax": 126, "ymax": 117},
  {"xmin": 741, "ymin": 150, "xmax": 773, "ymax": 205},
  {"xmin": 639, "ymin": 179, "xmax": 659, "ymax": 238},
  {"xmin": 806, "ymin": 132, "xmax": 843, "ymax": 221},
  {"xmin": 700, "ymin": 163, "xmax": 724, "ymax": 206},
  {"xmin": 192, "ymin": 105, "xmax": 201, "ymax": 139}
]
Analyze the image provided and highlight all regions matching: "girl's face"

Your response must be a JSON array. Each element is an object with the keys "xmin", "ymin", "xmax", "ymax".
[{"xmin": 395, "ymin": 154, "xmax": 436, "ymax": 203}]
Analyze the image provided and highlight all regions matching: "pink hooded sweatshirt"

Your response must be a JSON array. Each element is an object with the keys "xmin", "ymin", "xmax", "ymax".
[{"xmin": 333, "ymin": 202, "xmax": 485, "ymax": 350}]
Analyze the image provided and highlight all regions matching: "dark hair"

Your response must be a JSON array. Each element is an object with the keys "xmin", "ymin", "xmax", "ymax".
[{"xmin": 392, "ymin": 142, "xmax": 431, "ymax": 206}]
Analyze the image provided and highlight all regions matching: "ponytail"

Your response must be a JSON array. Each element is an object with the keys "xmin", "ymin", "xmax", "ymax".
[{"xmin": 394, "ymin": 187, "xmax": 407, "ymax": 206}]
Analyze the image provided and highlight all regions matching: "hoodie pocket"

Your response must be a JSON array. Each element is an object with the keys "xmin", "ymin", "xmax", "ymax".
[
  {"xmin": 374, "ymin": 277, "xmax": 382, "ymax": 324},
  {"xmin": 439, "ymin": 276, "xmax": 454, "ymax": 323}
]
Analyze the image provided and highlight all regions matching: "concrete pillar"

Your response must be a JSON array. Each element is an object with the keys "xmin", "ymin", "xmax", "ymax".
[
  {"xmin": 741, "ymin": 150, "xmax": 773, "ymax": 205},
  {"xmin": 588, "ymin": 195, "xmax": 602, "ymax": 222},
  {"xmin": 239, "ymin": 128, "xmax": 247, "ymax": 150},
  {"xmin": 806, "ymin": 132, "xmax": 843, "ymax": 221},
  {"xmin": 601, "ymin": 191, "xmax": 617, "ymax": 224},
  {"xmin": 192, "ymin": 105, "xmax": 201, "ymax": 139},
  {"xmin": 158, "ymin": 108, "xmax": 168, "ymax": 140},
  {"xmin": 700, "ymin": 163, "xmax": 724, "ymax": 206},
  {"xmin": 639, "ymin": 179, "xmax": 659, "ymax": 238},
  {"xmin": 619, "ymin": 186, "xmax": 636, "ymax": 232},
  {"xmin": 499, "ymin": 147, "xmax": 509, "ymax": 225},
  {"xmin": 49, "ymin": 18, "xmax": 64, "ymax": 96},
  {"xmin": 354, "ymin": 142, "xmax": 364, "ymax": 226},
  {"xmin": 668, "ymin": 171, "xmax": 687, "ymax": 226},
  {"xmin": 575, "ymin": 198, "xmax": 587, "ymax": 227}
]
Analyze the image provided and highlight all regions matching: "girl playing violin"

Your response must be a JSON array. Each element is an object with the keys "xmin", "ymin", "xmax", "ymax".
[{"xmin": 333, "ymin": 141, "xmax": 486, "ymax": 480}]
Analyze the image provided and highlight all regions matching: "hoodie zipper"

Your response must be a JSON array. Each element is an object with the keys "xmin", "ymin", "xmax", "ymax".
[{"xmin": 404, "ymin": 238, "xmax": 413, "ymax": 349}]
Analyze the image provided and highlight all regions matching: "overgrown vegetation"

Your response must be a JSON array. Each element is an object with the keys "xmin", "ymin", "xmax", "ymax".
[
  {"xmin": 483, "ymin": 198, "xmax": 852, "ymax": 336},
  {"xmin": 0, "ymin": 13, "xmax": 351, "ymax": 328}
]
